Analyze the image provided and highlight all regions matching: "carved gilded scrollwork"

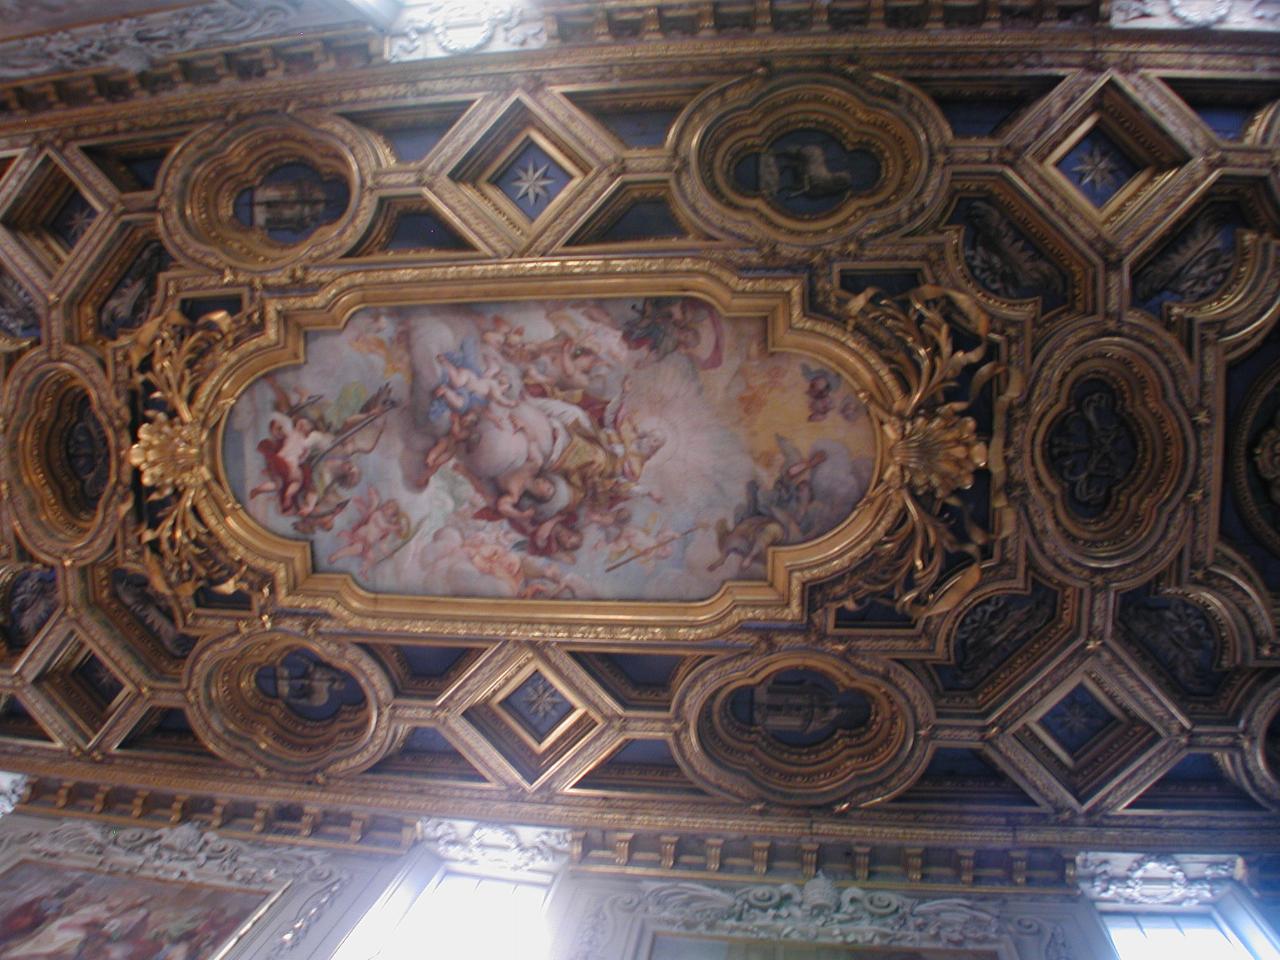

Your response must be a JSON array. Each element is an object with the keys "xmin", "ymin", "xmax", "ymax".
[
  {"xmin": 813, "ymin": 284, "xmax": 1015, "ymax": 616},
  {"xmin": 1025, "ymin": 317, "xmax": 1196, "ymax": 584},
  {"xmin": 125, "ymin": 308, "xmax": 253, "ymax": 599},
  {"xmin": 186, "ymin": 628, "xmax": 398, "ymax": 779},
  {"xmin": 670, "ymin": 648, "xmax": 933, "ymax": 807}
]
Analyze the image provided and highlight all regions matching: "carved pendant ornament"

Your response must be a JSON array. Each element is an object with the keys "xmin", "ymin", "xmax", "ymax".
[{"xmin": 0, "ymin": 39, "xmax": 1277, "ymax": 850}]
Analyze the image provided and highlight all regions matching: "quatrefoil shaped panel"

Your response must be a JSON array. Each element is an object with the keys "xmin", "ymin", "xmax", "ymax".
[{"xmin": 672, "ymin": 73, "xmax": 945, "ymax": 250}]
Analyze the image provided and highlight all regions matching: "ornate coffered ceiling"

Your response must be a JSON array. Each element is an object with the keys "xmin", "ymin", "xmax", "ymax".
[{"xmin": 0, "ymin": 2, "xmax": 1278, "ymax": 887}]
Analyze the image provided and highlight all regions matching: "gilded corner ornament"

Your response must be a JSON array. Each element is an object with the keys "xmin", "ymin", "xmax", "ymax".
[
  {"xmin": 126, "ymin": 308, "xmax": 249, "ymax": 597},
  {"xmin": 818, "ymin": 285, "xmax": 1014, "ymax": 617}
]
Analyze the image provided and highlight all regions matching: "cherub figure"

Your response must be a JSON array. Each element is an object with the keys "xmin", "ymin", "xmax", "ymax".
[
  {"xmin": 250, "ymin": 411, "xmax": 331, "ymax": 512},
  {"xmin": 250, "ymin": 378, "xmax": 396, "ymax": 518},
  {"xmin": 327, "ymin": 487, "xmax": 411, "ymax": 578},
  {"xmin": 801, "ymin": 364, "xmax": 838, "ymax": 421},
  {"xmin": 436, "ymin": 351, "xmax": 519, "ymax": 423}
]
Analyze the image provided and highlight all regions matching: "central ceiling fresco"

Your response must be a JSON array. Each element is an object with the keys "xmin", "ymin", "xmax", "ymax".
[
  {"xmin": 0, "ymin": 2, "xmax": 1278, "ymax": 875},
  {"xmin": 224, "ymin": 294, "xmax": 873, "ymax": 601}
]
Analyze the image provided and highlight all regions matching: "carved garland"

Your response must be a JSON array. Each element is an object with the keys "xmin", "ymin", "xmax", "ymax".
[{"xmin": 570, "ymin": 877, "xmax": 1074, "ymax": 959}]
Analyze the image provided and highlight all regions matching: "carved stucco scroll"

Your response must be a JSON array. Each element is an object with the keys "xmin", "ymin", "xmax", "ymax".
[
  {"xmin": 1075, "ymin": 851, "xmax": 1238, "ymax": 905},
  {"xmin": 568, "ymin": 876, "xmax": 1075, "ymax": 960},
  {"xmin": 417, "ymin": 817, "xmax": 571, "ymax": 872}
]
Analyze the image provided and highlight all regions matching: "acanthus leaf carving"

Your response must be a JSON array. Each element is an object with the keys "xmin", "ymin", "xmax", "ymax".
[
  {"xmin": 0, "ymin": 772, "xmax": 26, "ymax": 817},
  {"xmin": 0, "ymin": 819, "xmax": 340, "ymax": 887},
  {"xmin": 817, "ymin": 285, "xmax": 1015, "ymax": 617},
  {"xmin": 0, "ymin": 1, "xmax": 305, "ymax": 80},
  {"xmin": 126, "ymin": 308, "xmax": 251, "ymax": 599},
  {"xmin": 0, "ymin": 819, "xmax": 347, "ymax": 955}
]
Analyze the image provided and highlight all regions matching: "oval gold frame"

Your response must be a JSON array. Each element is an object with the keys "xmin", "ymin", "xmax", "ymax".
[{"xmin": 2, "ymin": 346, "xmax": 126, "ymax": 566}]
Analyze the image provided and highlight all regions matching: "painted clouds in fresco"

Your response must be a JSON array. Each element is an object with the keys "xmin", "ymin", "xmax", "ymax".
[{"xmin": 226, "ymin": 297, "xmax": 874, "ymax": 601}]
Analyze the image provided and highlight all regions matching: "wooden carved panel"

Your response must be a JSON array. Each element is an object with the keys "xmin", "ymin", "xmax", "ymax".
[{"xmin": 0, "ymin": 18, "xmax": 1276, "ymax": 866}]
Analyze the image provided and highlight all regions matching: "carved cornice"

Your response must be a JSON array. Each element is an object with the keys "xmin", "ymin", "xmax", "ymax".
[{"xmin": 0, "ymin": 1, "xmax": 343, "ymax": 82}]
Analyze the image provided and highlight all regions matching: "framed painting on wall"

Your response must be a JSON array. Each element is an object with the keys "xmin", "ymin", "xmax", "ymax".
[
  {"xmin": 0, "ymin": 816, "xmax": 367, "ymax": 960},
  {"xmin": 0, "ymin": 858, "xmax": 273, "ymax": 960}
]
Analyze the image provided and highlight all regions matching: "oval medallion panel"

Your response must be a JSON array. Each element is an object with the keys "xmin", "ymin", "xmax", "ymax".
[
  {"xmin": 159, "ymin": 112, "xmax": 377, "ymax": 273},
  {"xmin": 2, "ymin": 348, "xmax": 123, "ymax": 565},
  {"xmin": 671, "ymin": 651, "xmax": 933, "ymax": 807},
  {"xmin": 672, "ymin": 74, "xmax": 944, "ymax": 248},
  {"xmin": 186, "ymin": 630, "xmax": 396, "ymax": 779},
  {"xmin": 223, "ymin": 295, "xmax": 875, "ymax": 602}
]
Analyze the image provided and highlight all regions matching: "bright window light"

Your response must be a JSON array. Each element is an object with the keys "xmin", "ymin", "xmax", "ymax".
[
  {"xmin": 1104, "ymin": 913, "xmax": 1256, "ymax": 960},
  {"xmin": 379, "ymin": 872, "xmax": 551, "ymax": 960}
]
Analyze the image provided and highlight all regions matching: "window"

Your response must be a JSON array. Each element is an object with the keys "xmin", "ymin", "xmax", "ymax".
[
  {"xmin": 1104, "ymin": 913, "xmax": 1258, "ymax": 960},
  {"xmin": 340, "ymin": 868, "xmax": 553, "ymax": 960}
]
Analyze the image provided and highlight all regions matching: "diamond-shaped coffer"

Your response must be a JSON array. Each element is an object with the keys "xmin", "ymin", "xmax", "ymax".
[
  {"xmin": 449, "ymin": 99, "xmax": 594, "ymax": 240},
  {"xmin": 35, "ymin": 634, "xmax": 130, "ymax": 743},
  {"xmin": 1009, "ymin": 664, "xmax": 1174, "ymax": 810},
  {"xmin": 501, "ymin": 671, "xmax": 574, "ymax": 742},
  {"xmin": 1056, "ymin": 127, "xmax": 1142, "ymax": 209},
  {"xmin": 0, "ymin": 155, "xmax": 99, "ymax": 276},
  {"xmin": 1039, "ymin": 683, "xmax": 1119, "ymax": 757},
  {"xmin": 464, "ymin": 665, "xmax": 597, "ymax": 786},
  {"xmin": 492, "ymin": 140, "xmax": 572, "ymax": 219},
  {"xmin": 1038, "ymin": 81, "xmax": 1188, "ymax": 228}
]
